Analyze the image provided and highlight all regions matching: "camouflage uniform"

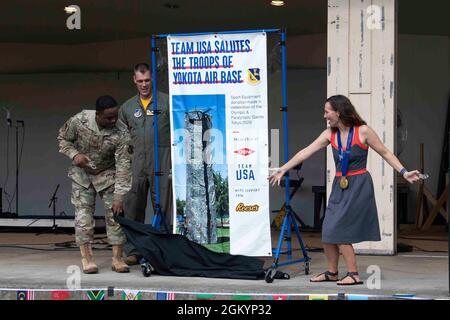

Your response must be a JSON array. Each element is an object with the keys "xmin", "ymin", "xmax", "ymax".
[{"xmin": 58, "ymin": 110, "xmax": 131, "ymax": 246}]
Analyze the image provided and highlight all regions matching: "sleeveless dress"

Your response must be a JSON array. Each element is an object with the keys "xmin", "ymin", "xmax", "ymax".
[{"xmin": 321, "ymin": 126, "xmax": 381, "ymax": 244}]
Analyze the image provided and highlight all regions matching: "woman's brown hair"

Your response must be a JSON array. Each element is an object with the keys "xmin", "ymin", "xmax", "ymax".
[{"xmin": 326, "ymin": 95, "xmax": 366, "ymax": 131}]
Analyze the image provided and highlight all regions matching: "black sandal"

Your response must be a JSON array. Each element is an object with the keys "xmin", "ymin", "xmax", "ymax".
[
  {"xmin": 337, "ymin": 272, "xmax": 364, "ymax": 286},
  {"xmin": 310, "ymin": 270, "xmax": 338, "ymax": 282}
]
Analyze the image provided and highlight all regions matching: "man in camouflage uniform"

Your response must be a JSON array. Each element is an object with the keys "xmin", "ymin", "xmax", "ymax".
[{"xmin": 58, "ymin": 95, "xmax": 130, "ymax": 274}]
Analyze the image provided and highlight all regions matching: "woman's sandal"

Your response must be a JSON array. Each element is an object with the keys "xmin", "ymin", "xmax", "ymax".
[
  {"xmin": 337, "ymin": 272, "xmax": 364, "ymax": 286},
  {"xmin": 310, "ymin": 270, "xmax": 339, "ymax": 282}
]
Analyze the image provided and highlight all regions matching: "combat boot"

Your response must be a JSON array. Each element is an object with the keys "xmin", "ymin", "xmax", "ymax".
[
  {"xmin": 79, "ymin": 243, "xmax": 98, "ymax": 274},
  {"xmin": 112, "ymin": 245, "xmax": 130, "ymax": 273}
]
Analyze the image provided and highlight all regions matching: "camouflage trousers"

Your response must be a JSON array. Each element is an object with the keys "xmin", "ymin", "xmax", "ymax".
[{"xmin": 71, "ymin": 182, "xmax": 126, "ymax": 246}]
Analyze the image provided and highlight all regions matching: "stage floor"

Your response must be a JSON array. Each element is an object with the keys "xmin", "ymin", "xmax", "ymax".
[{"xmin": 0, "ymin": 229, "xmax": 448, "ymax": 300}]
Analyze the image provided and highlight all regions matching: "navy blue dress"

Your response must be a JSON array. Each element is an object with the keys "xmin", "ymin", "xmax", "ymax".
[{"xmin": 322, "ymin": 126, "xmax": 381, "ymax": 244}]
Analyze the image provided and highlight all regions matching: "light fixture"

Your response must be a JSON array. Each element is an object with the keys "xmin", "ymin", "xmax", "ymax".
[
  {"xmin": 270, "ymin": 1, "xmax": 285, "ymax": 6},
  {"xmin": 64, "ymin": 6, "xmax": 78, "ymax": 14}
]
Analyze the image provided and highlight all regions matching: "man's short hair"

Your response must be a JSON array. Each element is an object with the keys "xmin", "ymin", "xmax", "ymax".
[
  {"xmin": 134, "ymin": 62, "xmax": 150, "ymax": 74},
  {"xmin": 96, "ymin": 95, "xmax": 117, "ymax": 112}
]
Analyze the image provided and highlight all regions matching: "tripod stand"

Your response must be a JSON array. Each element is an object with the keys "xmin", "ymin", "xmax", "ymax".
[
  {"xmin": 271, "ymin": 165, "xmax": 312, "ymax": 230},
  {"xmin": 266, "ymin": 165, "xmax": 311, "ymax": 283}
]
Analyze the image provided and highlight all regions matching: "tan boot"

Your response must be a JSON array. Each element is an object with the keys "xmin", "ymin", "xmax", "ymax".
[
  {"xmin": 79, "ymin": 244, "xmax": 98, "ymax": 274},
  {"xmin": 112, "ymin": 245, "xmax": 130, "ymax": 273}
]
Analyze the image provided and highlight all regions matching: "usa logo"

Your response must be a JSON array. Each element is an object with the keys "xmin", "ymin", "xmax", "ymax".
[
  {"xmin": 236, "ymin": 163, "xmax": 254, "ymax": 181},
  {"xmin": 247, "ymin": 68, "xmax": 261, "ymax": 85},
  {"xmin": 234, "ymin": 148, "xmax": 255, "ymax": 156}
]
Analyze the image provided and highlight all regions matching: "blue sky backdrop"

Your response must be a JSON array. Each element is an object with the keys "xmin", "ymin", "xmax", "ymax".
[{"xmin": 172, "ymin": 94, "xmax": 228, "ymax": 201}]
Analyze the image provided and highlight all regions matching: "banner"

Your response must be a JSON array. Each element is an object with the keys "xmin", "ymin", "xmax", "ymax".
[{"xmin": 168, "ymin": 32, "xmax": 271, "ymax": 256}]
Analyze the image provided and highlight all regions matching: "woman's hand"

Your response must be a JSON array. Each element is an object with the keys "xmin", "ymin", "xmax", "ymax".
[
  {"xmin": 268, "ymin": 168, "xmax": 286, "ymax": 186},
  {"xmin": 403, "ymin": 170, "xmax": 421, "ymax": 184}
]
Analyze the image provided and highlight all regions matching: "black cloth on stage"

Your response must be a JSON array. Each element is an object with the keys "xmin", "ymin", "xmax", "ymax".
[{"xmin": 115, "ymin": 215, "xmax": 266, "ymax": 280}]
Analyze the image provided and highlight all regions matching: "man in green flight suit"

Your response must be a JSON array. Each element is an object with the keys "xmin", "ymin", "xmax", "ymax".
[{"xmin": 117, "ymin": 63, "xmax": 173, "ymax": 265}]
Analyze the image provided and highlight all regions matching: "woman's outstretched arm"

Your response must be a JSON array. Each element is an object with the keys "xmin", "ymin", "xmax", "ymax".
[
  {"xmin": 361, "ymin": 125, "xmax": 420, "ymax": 184},
  {"xmin": 269, "ymin": 128, "xmax": 331, "ymax": 186}
]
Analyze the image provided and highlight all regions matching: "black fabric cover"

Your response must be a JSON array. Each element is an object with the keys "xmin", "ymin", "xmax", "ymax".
[{"xmin": 115, "ymin": 215, "xmax": 265, "ymax": 280}]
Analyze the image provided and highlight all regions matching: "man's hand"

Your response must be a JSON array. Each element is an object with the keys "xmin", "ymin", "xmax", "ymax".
[
  {"xmin": 112, "ymin": 200, "xmax": 124, "ymax": 216},
  {"xmin": 73, "ymin": 154, "xmax": 91, "ymax": 168}
]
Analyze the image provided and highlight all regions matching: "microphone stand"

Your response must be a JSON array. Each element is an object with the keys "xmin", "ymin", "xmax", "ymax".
[
  {"xmin": 36, "ymin": 184, "xmax": 71, "ymax": 235},
  {"xmin": 0, "ymin": 108, "xmax": 19, "ymax": 218},
  {"xmin": 49, "ymin": 184, "xmax": 59, "ymax": 232},
  {"xmin": 15, "ymin": 120, "xmax": 24, "ymax": 216}
]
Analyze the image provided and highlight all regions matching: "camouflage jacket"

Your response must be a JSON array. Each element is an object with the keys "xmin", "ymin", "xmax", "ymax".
[{"xmin": 57, "ymin": 110, "xmax": 131, "ymax": 201}]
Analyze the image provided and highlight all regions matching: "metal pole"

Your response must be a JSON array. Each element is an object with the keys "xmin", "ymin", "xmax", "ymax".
[
  {"xmin": 280, "ymin": 30, "xmax": 290, "ymax": 207},
  {"xmin": 151, "ymin": 36, "xmax": 162, "ymax": 229},
  {"xmin": 15, "ymin": 124, "xmax": 18, "ymax": 215}
]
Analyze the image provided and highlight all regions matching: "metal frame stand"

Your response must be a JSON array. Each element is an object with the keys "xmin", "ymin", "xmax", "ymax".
[
  {"xmin": 265, "ymin": 29, "xmax": 310, "ymax": 283},
  {"xmin": 151, "ymin": 28, "xmax": 310, "ymax": 282},
  {"xmin": 150, "ymin": 35, "xmax": 168, "ymax": 232}
]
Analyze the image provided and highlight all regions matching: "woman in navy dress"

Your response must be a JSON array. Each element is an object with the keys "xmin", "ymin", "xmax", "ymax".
[{"xmin": 269, "ymin": 95, "xmax": 421, "ymax": 285}]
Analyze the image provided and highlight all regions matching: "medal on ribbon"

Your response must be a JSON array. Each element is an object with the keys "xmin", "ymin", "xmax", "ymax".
[
  {"xmin": 337, "ymin": 127, "xmax": 354, "ymax": 190},
  {"xmin": 339, "ymin": 176, "xmax": 349, "ymax": 189}
]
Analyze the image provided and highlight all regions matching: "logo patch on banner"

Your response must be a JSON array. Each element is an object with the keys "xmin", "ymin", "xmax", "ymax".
[
  {"xmin": 156, "ymin": 292, "xmax": 176, "ymax": 300},
  {"xmin": 122, "ymin": 290, "xmax": 141, "ymax": 300},
  {"xmin": 17, "ymin": 290, "xmax": 34, "ymax": 300},
  {"xmin": 51, "ymin": 291, "xmax": 71, "ymax": 300},
  {"xmin": 236, "ymin": 202, "xmax": 259, "ymax": 212},
  {"xmin": 86, "ymin": 290, "xmax": 105, "ymax": 300},
  {"xmin": 134, "ymin": 108, "xmax": 142, "ymax": 118},
  {"xmin": 234, "ymin": 148, "xmax": 255, "ymax": 156},
  {"xmin": 247, "ymin": 68, "xmax": 261, "ymax": 84}
]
